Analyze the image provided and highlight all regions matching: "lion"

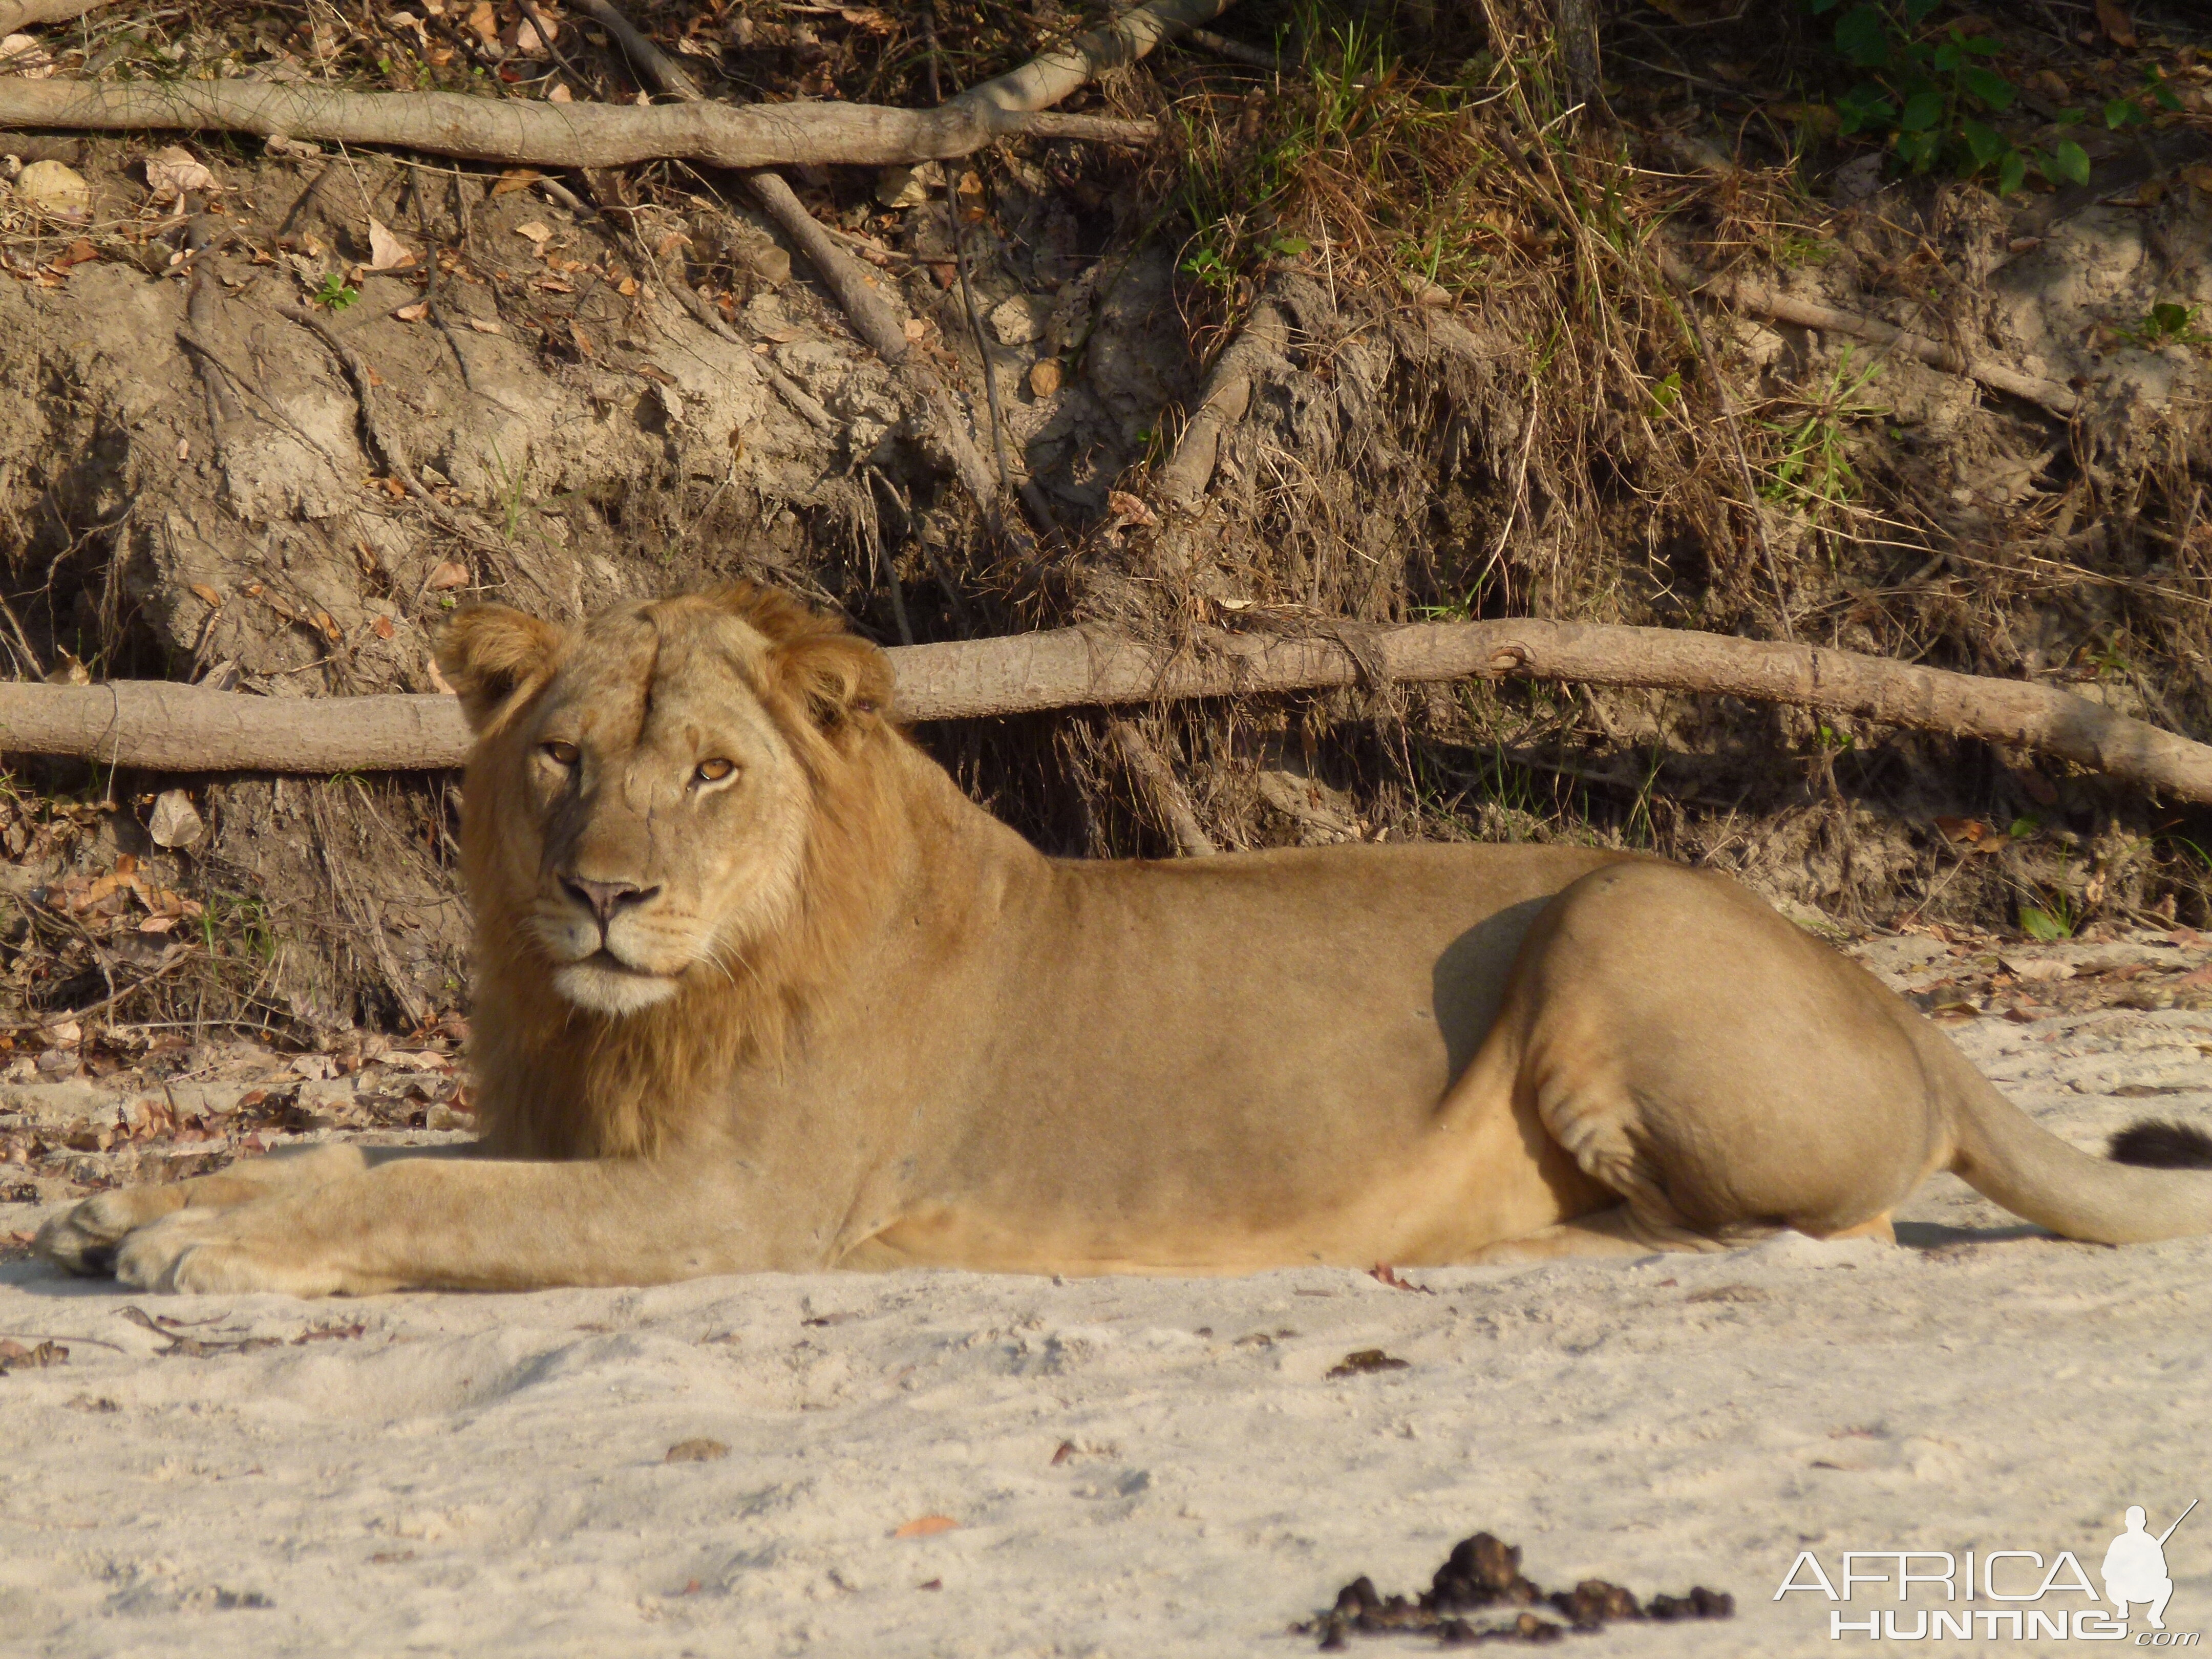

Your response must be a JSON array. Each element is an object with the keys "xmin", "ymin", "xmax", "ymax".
[{"xmin": 36, "ymin": 585, "xmax": 2212, "ymax": 1295}]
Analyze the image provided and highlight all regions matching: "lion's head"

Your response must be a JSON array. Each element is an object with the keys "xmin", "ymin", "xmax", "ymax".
[
  {"xmin": 435, "ymin": 584, "xmax": 907, "ymax": 1157},
  {"xmin": 437, "ymin": 585, "xmax": 896, "ymax": 1021}
]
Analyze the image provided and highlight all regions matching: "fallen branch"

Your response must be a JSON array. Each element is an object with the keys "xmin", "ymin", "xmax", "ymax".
[
  {"xmin": 0, "ymin": 79, "xmax": 1155, "ymax": 172},
  {"xmin": 0, "ymin": 0, "xmax": 111, "ymax": 33},
  {"xmin": 8, "ymin": 620, "xmax": 2212, "ymax": 803},
  {"xmin": 1182, "ymin": 26, "xmax": 1288, "ymax": 73},
  {"xmin": 951, "ymin": 0, "xmax": 1240, "ymax": 114},
  {"xmin": 1720, "ymin": 274, "xmax": 2079, "ymax": 419}
]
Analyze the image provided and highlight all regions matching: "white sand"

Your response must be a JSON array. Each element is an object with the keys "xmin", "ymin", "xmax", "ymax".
[{"xmin": 3, "ymin": 973, "xmax": 2209, "ymax": 1655}]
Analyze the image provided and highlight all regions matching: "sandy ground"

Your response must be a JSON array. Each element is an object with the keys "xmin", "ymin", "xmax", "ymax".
[{"xmin": 2, "ymin": 931, "xmax": 2209, "ymax": 1657}]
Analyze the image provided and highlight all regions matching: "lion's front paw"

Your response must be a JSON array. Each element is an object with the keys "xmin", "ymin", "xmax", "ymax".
[
  {"xmin": 113, "ymin": 1209, "xmax": 345, "ymax": 1298},
  {"xmin": 34, "ymin": 1186, "xmax": 190, "ymax": 1276}
]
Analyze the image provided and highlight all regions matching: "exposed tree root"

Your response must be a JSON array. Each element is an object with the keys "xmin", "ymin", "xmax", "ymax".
[
  {"xmin": 10, "ymin": 620, "xmax": 2212, "ymax": 804},
  {"xmin": 1107, "ymin": 720, "xmax": 1217, "ymax": 856},
  {"xmin": 0, "ymin": 79, "xmax": 1155, "ymax": 171},
  {"xmin": 1717, "ymin": 274, "xmax": 2080, "ymax": 419},
  {"xmin": 1156, "ymin": 301, "xmax": 1289, "ymax": 509},
  {"xmin": 951, "ymin": 0, "xmax": 1241, "ymax": 114}
]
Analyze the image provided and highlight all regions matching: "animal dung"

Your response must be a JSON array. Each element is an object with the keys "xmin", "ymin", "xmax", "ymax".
[{"xmin": 1300, "ymin": 1531, "xmax": 1733, "ymax": 1648}]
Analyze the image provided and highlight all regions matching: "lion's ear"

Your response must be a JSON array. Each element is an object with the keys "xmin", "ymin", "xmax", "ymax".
[
  {"xmin": 769, "ymin": 631, "xmax": 896, "ymax": 740},
  {"xmin": 435, "ymin": 605, "xmax": 568, "ymax": 733}
]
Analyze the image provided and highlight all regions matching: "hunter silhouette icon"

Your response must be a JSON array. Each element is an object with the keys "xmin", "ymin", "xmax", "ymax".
[{"xmin": 2104, "ymin": 1500, "xmax": 2197, "ymax": 1630}]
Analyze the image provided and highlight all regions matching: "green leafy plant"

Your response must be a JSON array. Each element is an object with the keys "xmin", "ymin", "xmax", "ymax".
[
  {"xmin": 2018, "ymin": 896, "xmax": 2075, "ymax": 941},
  {"xmin": 2118, "ymin": 302, "xmax": 2210, "ymax": 351},
  {"xmin": 1802, "ymin": 0, "xmax": 2084, "ymax": 193},
  {"xmin": 2101, "ymin": 66, "xmax": 2183, "ymax": 132},
  {"xmin": 1758, "ymin": 347, "xmax": 1885, "ymax": 518},
  {"xmin": 312, "ymin": 271, "xmax": 358, "ymax": 311}
]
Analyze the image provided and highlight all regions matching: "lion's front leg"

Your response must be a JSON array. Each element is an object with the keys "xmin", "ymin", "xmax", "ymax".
[
  {"xmin": 35, "ymin": 1143, "xmax": 380, "ymax": 1277},
  {"xmin": 110, "ymin": 1155, "xmax": 775, "ymax": 1296}
]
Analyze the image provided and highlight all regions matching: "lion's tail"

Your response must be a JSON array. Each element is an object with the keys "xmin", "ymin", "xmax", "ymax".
[{"xmin": 1937, "ymin": 1040, "xmax": 2212, "ymax": 1243}]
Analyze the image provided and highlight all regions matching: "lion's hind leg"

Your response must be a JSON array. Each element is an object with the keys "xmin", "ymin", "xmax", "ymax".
[
  {"xmin": 1495, "ymin": 861, "xmax": 1940, "ymax": 1257},
  {"xmin": 1465, "ymin": 1205, "xmax": 1746, "ymax": 1264}
]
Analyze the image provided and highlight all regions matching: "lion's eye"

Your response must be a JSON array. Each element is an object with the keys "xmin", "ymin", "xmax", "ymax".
[
  {"xmin": 695, "ymin": 758, "xmax": 736, "ymax": 784},
  {"xmin": 542, "ymin": 740, "xmax": 580, "ymax": 767}
]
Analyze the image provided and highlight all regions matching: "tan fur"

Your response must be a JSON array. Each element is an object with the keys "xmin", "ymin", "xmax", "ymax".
[{"xmin": 37, "ymin": 586, "xmax": 2212, "ymax": 1296}]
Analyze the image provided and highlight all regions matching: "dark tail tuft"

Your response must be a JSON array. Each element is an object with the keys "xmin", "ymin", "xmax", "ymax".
[{"xmin": 2109, "ymin": 1119, "xmax": 2212, "ymax": 1169}]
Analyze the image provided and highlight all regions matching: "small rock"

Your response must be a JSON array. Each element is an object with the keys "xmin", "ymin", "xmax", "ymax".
[
  {"xmin": 14, "ymin": 159, "xmax": 89, "ymax": 221},
  {"xmin": 741, "ymin": 238, "xmax": 791, "ymax": 286},
  {"xmin": 1028, "ymin": 358, "xmax": 1063, "ymax": 397},
  {"xmin": 665, "ymin": 1437, "xmax": 730, "ymax": 1463},
  {"xmin": 989, "ymin": 294, "xmax": 1049, "ymax": 347},
  {"xmin": 1830, "ymin": 152, "xmax": 1886, "ymax": 203}
]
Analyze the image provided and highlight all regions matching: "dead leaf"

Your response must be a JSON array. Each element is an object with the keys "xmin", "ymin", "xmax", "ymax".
[
  {"xmin": 2094, "ymin": 0, "xmax": 2136, "ymax": 47},
  {"xmin": 547, "ymin": 81, "xmax": 572, "ymax": 103},
  {"xmin": 1028, "ymin": 358, "xmax": 1062, "ymax": 397},
  {"xmin": 143, "ymin": 144, "xmax": 216, "ymax": 204},
  {"xmin": 1934, "ymin": 816, "xmax": 2000, "ymax": 852},
  {"xmin": 189, "ymin": 583, "xmax": 223, "ymax": 609},
  {"xmin": 1367, "ymin": 1263, "xmax": 1433, "ymax": 1294},
  {"xmin": 894, "ymin": 1515, "xmax": 960, "ymax": 1539},
  {"xmin": 465, "ymin": 0, "xmax": 499, "ymax": 48},
  {"xmin": 1325, "ymin": 1349, "xmax": 1411, "ymax": 1378},
  {"xmin": 513, "ymin": 221, "xmax": 552, "ymax": 245},
  {"xmin": 0, "ymin": 1338, "xmax": 68, "ymax": 1372},
  {"xmin": 665, "ymin": 1438, "xmax": 730, "ymax": 1463},
  {"xmin": 365, "ymin": 218, "xmax": 416, "ymax": 272},
  {"xmin": 148, "ymin": 789, "xmax": 204, "ymax": 850},
  {"xmin": 425, "ymin": 561, "xmax": 471, "ymax": 591},
  {"xmin": 466, "ymin": 318, "xmax": 503, "ymax": 335},
  {"xmin": 371, "ymin": 615, "xmax": 395, "ymax": 640},
  {"xmin": 1105, "ymin": 490, "xmax": 1158, "ymax": 530},
  {"xmin": 491, "ymin": 169, "xmax": 542, "ymax": 197},
  {"xmin": 838, "ymin": 7, "xmax": 898, "ymax": 32},
  {"xmin": 53, "ymin": 238, "xmax": 99, "ymax": 270},
  {"xmin": 394, "ymin": 300, "xmax": 429, "ymax": 322}
]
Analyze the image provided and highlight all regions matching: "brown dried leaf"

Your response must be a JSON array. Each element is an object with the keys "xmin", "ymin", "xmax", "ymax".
[
  {"xmin": 425, "ymin": 561, "xmax": 471, "ymax": 591},
  {"xmin": 189, "ymin": 583, "xmax": 223, "ymax": 609},
  {"xmin": 365, "ymin": 218, "xmax": 416, "ymax": 272},
  {"xmin": 143, "ymin": 144, "xmax": 217, "ymax": 205},
  {"xmin": 491, "ymin": 169, "xmax": 541, "ymax": 197},
  {"xmin": 1105, "ymin": 490, "xmax": 1157, "ymax": 530},
  {"xmin": 394, "ymin": 300, "xmax": 429, "ymax": 322},
  {"xmin": 2094, "ymin": 0, "xmax": 2137, "ymax": 47},
  {"xmin": 893, "ymin": 1515, "xmax": 959, "ymax": 1539}
]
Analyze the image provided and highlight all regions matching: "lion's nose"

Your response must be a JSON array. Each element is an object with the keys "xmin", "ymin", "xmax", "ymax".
[{"xmin": 563, "ymin": 877, "xmax": 660, "ymax": 924}]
